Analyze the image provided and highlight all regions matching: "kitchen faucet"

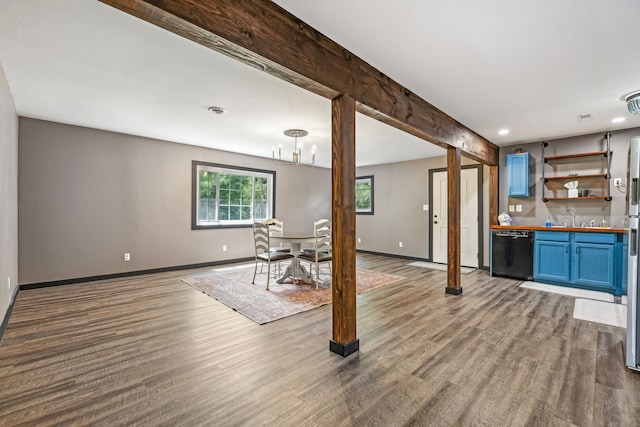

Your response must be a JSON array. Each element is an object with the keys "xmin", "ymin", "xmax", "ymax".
[{"xmin": 564, "ymin": 209, "xmax": 575, "ymax": 228}]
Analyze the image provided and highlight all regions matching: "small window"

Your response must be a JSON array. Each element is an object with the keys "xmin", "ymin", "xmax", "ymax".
[
  {"xmin": 192, "ymin": 161, "xmax": 275, "ymax": 229},
  {"xmin": 355, "ymin": 175, "xmax": 374, "ymax": 215}
]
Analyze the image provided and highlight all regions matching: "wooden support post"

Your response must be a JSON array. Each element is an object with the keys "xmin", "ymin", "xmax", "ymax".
[
  {"xmin": 330, "ymin": 94, "xmax": 358, "ymax": 357},
  {"xmin": 489, "ymin": 165, "xmax": 499, "ymax": 226},
  {"xmin": 446, "ymin": 147, "xmax": 462, "ymax": 295}
]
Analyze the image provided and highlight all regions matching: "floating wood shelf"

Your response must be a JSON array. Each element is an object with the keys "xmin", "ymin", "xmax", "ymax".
[
  {"xmin": 544, "ymin": 151, "xmax": 612, "ymax": 162},
  {"xmin": 542, "ymin": 173, "xmax": 608, "ymax": 182},
  {"xmin": 542, "ymin": 195, "xmax": 612, "ymax": 202}
]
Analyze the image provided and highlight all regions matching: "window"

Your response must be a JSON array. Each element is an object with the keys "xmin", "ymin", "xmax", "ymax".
[
  {"xmin": 355, "ymin": 175, "xmax": 374, "ymax": 215},
  {"xmin": 192, "ymin": 161, "xmax": 275, "ymax": 229}
]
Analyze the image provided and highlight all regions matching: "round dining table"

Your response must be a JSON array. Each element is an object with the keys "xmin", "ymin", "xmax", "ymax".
[{"xmin": 270, "ymin": 233, "xmax": 315, "ymax": 284}]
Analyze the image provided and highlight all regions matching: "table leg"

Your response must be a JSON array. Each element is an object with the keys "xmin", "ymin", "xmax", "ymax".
[{"xmin": 276, "ymin": 242, "xmax": 314, "ymax": 284}]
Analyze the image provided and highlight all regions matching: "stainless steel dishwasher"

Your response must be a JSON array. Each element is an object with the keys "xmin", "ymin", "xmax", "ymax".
[{"xmin": 491, "ymin": 229, "xmax": 534, "ymax": 280}]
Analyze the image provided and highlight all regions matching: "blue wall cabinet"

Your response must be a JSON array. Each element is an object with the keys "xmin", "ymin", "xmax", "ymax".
[{"xmin": 507, "ymin": 153, "xmax": 529, "ymax": 197}]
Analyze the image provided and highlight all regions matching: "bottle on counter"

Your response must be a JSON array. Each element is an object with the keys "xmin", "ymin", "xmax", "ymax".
[
  {"xmin": 545, "ymin": 216, "xmax": 552, "ymax": 227},
  {"xmin": 600, "ymin": 216, "xmax": 607, "ymax": 228}
]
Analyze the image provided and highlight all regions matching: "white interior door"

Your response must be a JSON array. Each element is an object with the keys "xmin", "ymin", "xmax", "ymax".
[{"xmin": 432, "ymin": 168, "xmax": 479, "ymax": 268}]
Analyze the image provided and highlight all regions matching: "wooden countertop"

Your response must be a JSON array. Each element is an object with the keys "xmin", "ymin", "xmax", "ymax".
[{"xmin": 491, "ymin": 225, "xmax": 627, "ymax": 233}]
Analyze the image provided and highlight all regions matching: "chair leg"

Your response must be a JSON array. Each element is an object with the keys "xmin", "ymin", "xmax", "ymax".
[
  {"xmin": 252, "ymin": 261, "xmax": 258, "ymax": 284},
  {"xmin": 315, "ymin": 262, "xmax": 320, "ymax": 289},
  {"xmin": 266, "ymin": 262, "xmax": 271, "ymax": 291}
]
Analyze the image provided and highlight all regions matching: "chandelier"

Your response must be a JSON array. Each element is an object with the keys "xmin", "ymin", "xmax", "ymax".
[{"xmin": 273, "ymin": 129, "xmax": 316, "ymax": 166}]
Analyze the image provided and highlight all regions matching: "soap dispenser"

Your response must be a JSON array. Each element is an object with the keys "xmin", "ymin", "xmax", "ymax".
[
  {"xmin": 545, "ymin": 216, "xmax": 552, "ymax": 227},
  {"xmin": 600, "ymin": 216, "xmax": 607, "ymax": 228}
]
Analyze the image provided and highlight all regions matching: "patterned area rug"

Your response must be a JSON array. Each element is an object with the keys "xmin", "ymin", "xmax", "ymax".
[{"xmin": 182, "ymin": 265, "xmax": 405, "ymax": 324}]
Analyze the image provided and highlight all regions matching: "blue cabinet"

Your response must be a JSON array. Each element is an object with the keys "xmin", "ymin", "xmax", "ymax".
[
  {"xmin": 622, "ymin": 234, "xmax": 628, "ymax": 295},
  {"xmin": 507, "ymin": 153, "xmax": 529, "ymax": 197},
  {"xmin": 534, "ymin": 232, "xmax": 570, "ymax": 282},
  {"xmin": 573, "ymin": 242, "xmax": 614, "ymax": 290},
  {"xmin": 534, "ymin": 231, "xmax": 622, "ymax": 295}
]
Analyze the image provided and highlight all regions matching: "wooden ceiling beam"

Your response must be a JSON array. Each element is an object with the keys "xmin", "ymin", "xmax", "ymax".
[{"xmin": 98, "ymin": 0, "xmax": 499, "ymax": 165}]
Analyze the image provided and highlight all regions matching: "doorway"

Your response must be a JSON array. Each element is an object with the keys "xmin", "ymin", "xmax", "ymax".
[{"xmin": 429, "ymin": 165, "xmax": 482, "ymax": 268}]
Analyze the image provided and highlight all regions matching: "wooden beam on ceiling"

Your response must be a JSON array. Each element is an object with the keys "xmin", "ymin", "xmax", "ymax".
[{"xmin": 98, "ymin": 0, "xmax": 499, "ymax": 166}]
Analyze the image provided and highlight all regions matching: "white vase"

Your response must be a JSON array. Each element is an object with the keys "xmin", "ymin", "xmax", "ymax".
[{"xmin": 498, "ymin": 212, "xmax": 512, "ymax": 226}]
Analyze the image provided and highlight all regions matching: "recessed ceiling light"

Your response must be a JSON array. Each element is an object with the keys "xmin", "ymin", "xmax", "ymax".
[
  {"xmin": 208, "ymin": 106, "xmax": 226, "ymax": 115},
  {"xmin": 498, "ymin": 129, "xmax": 509, "ymax": 136},
  {"xmin": 612, "ymin": 117, "xmax": 626, "ymax": 123}
]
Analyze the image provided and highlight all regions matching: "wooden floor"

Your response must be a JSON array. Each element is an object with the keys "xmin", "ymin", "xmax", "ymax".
[{"xmin": 1, "ymin": 253, "xmax": 639, "ymax": 426}]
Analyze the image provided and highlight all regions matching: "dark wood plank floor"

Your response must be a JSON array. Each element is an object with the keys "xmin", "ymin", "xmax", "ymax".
[{"xmin": 0, "ymin": 254, "xmax": 638, "ymax": 426}]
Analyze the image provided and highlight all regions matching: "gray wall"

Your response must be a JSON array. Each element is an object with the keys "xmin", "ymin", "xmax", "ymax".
[
  {"xmin": 356, "ymin": 156, "xmax": 491, "ymax": 268},
  {"xmin": 0, "ymin": 64, "xmax": 18, "ymax": 321},
  {"xmin": 499, "ymin": 128, "xmax": 640, "ymax": 228},
  {"xmin": 32, "ymin": 119, "xmax": 624, "ymax": 284},
  {"xmin": 18, "ymin": 118, "xmax": 331, "ymax": 284}
]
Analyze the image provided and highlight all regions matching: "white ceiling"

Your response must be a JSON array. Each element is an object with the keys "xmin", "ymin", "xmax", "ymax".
[{"xmin": 1, "ymin": 1, "xmax": 640, "ymax": 168}]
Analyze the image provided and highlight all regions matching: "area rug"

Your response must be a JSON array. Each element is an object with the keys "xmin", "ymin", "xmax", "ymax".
[
  {"xmin": 520, "ymin": 281, "xmax": 614, "ymax": 302},
  {"xmin": 573, "ymin": 298, "xmax": 626, "ymax": 328},
  {"xmin": 408, "ymin": 261, "xmax": 475, "ymax": 274},
  {"xmin": 182, "ymin": 266, "xmax": 405, "ymax": 324}
]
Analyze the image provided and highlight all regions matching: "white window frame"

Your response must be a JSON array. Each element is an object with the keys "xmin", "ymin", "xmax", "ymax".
[{"xmin": 192, "ymin": 161, "xmax": 275, "ymax": 229}]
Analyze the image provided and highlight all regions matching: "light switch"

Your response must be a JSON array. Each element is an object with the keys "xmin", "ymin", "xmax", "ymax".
[
  {"xmin": 516, "ymin": 204, "xmax": 522, "ymax": 212},
  {"xmin": 423, "ymin": 204, "xmax": 429, "ymax": 211},
  {"xmin": 508, "ymin": 205, "xmax": 515, "ymax": 212}
]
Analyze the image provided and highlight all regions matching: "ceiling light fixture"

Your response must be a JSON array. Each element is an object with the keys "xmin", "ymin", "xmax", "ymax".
[
  {"xmin": 612, "ymin": 117, "xmax": 626, "ymax": 123},
  {"xmin": 625, "ymin": 90, "xmax": 640, "ymax": 115},
  {"xmin": 498, "ymin": 129, "xmax": 509, "ymax": 136},
  {"xmin": 273, "ymin": 129, "xmax": 316, "ymax": 166},
  {"xmin": 208, "ymin": 106, "xmax": 226, "ymax": 115}
]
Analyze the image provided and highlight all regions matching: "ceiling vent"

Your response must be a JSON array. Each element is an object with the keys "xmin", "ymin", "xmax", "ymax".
[
  {"xmin": 577, "ymin": 113, "xmax": 593, "ymax": 122},
  {"xmin": 625, "ymin": 91, "xmax": 640, "ymax": 115},
  {"xmin": 208, "ymin": 106, "xmax": 226, "ymax": 115}
]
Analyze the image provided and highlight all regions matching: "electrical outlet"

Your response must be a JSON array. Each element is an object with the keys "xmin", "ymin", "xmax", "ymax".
[
  {"xmin": 222, "ymin": 245, "xmax": 228, "ymax": 252},
  {"xmin": 124, "ymin": 253, "xmax": 131, "ymax": 262},
  {"xmin": 508, "ymin": 205, "xmax": 515, "ymax": 212},
  {"xmin": 614, "ymin": 178, "xmax": 622, "ymax": 187},
  {"xmin": 516, "ymin": 204, "xmax": 523, "ymax": 212},
  {"xmin": 422, "ymin": 204, "xmax": 429, "ymax": 211},
  {"xmin": 399, "ymin": 242, "xmax": 403, "ymax": 248},
  {"xmin": 357, "ymin": 237, "xmax": 361, "ymax": 243}
]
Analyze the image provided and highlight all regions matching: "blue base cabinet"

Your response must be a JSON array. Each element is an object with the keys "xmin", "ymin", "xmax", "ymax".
[
  {"xmin": 621, "ymin": 233, "xmax": 628, "ymax": 295},
  {"xmin": 534, "ymin": 239, "xmax": 570, "ymax": 282},
  {"xmin": 572, "ymin": 234, "xmax": 615, "ymax": 290},
  {"xmin": 534, "ymin": 231, "xmax": 623, "ymax": 295}
]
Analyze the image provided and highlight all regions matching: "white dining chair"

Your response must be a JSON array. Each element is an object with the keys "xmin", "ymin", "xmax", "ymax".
[
  {"xmin": 298, "ymin": 219, "xmax": 332, "ymax": 289},
  {"xmin": 252, "ymin": 222, "xmax": 295, "ymax": 290}
]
